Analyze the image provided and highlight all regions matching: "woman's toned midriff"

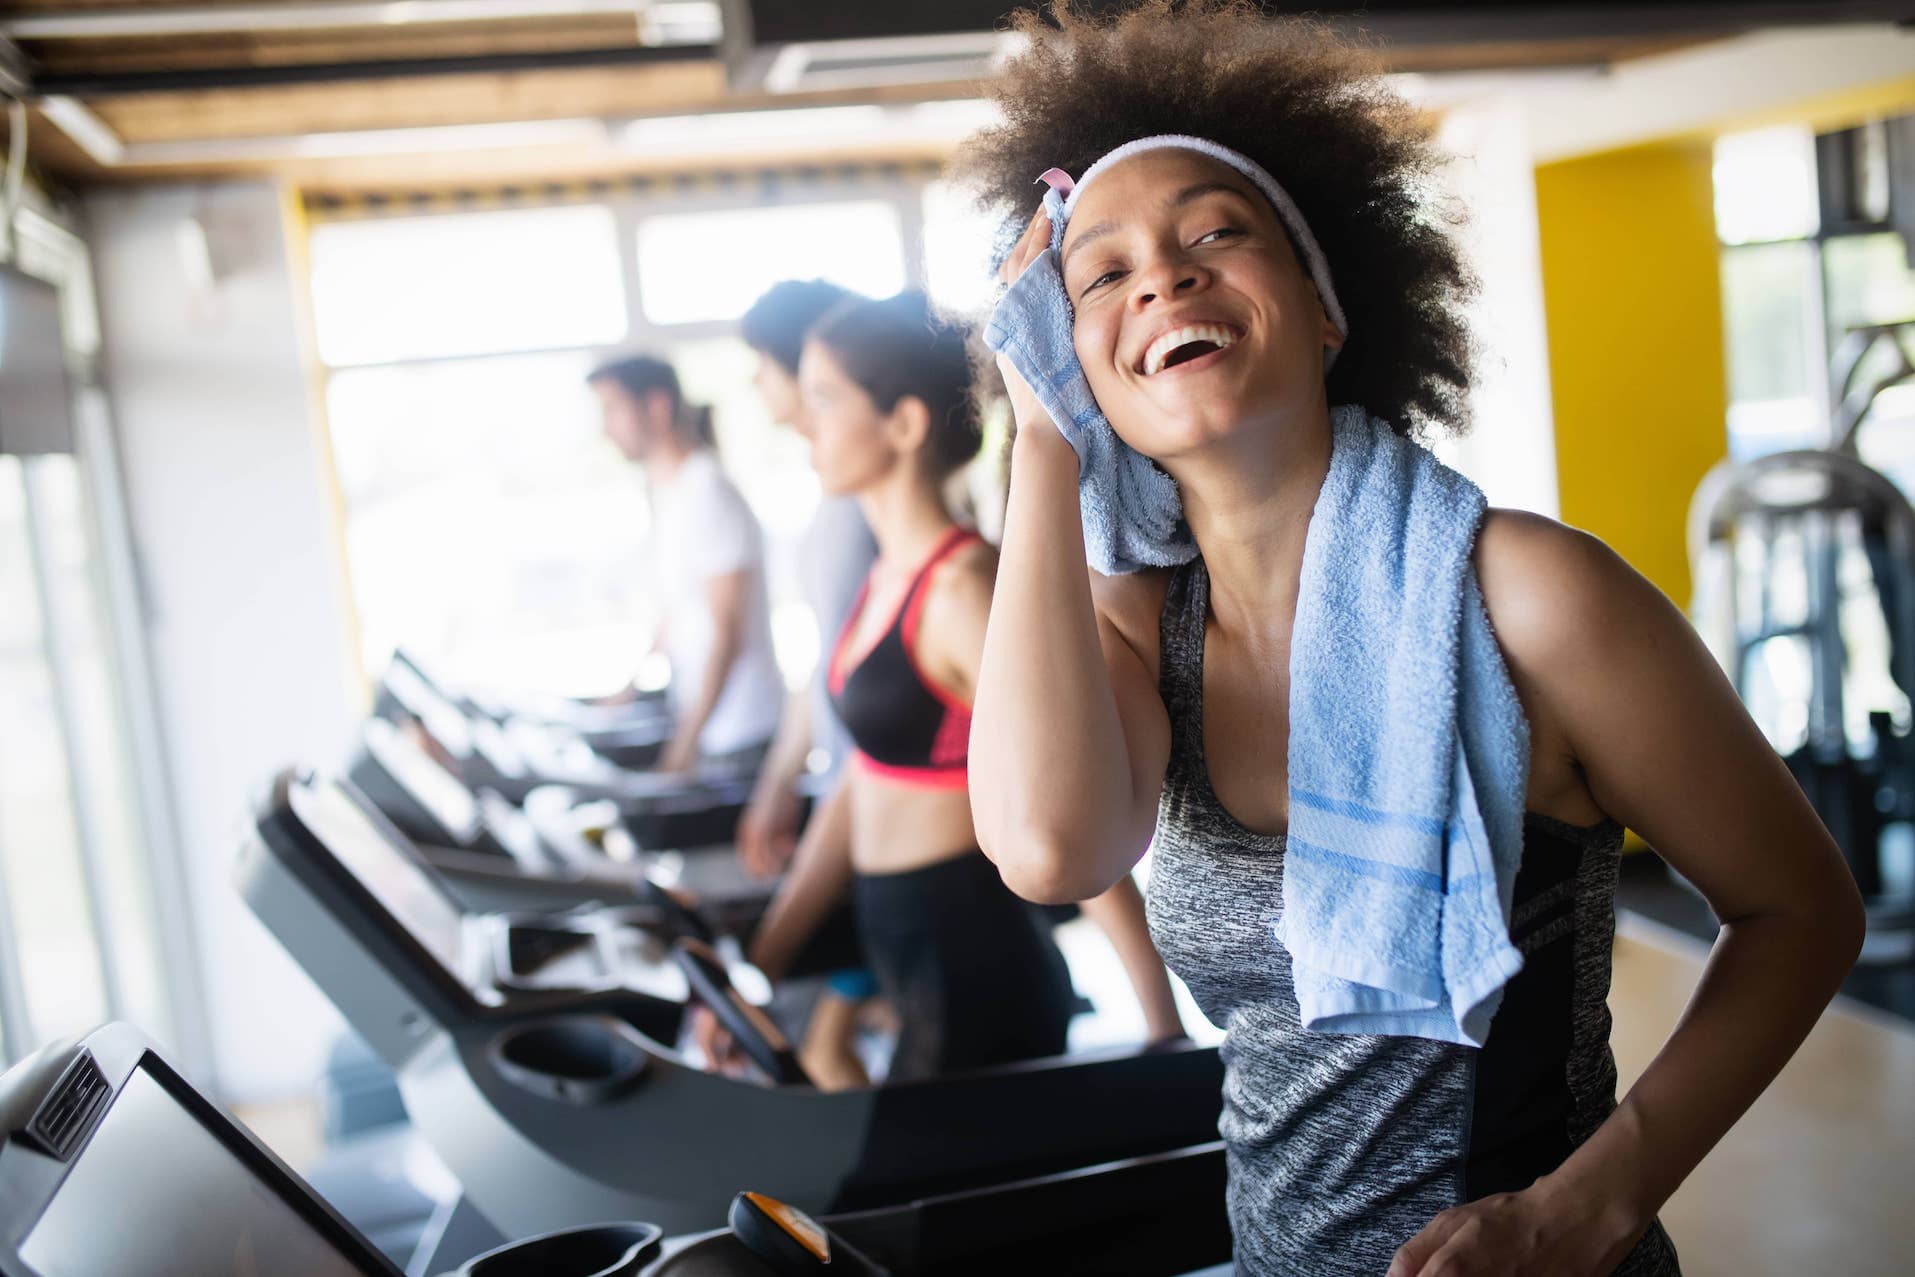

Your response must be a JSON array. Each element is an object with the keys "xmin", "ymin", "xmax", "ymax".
[{"xmin": 849, "ymin": 770, "xmax": 982, "ymax": 875}]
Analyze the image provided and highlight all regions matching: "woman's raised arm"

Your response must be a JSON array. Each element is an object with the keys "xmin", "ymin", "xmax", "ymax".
[{"xmin": 970, "ymin": 417, "xmax": 1169, "ymax": 902}]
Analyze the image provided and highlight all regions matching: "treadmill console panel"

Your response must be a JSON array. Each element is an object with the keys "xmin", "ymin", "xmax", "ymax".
[
  {"xmin": 286, "ymin": 776, "xmax": 471, "ymax": 980},
  {"xmin": 361, "ymin": 716, "xmax": 485, "ymax": 845},
  {"xmin": 0, "ymin": 1024, "xmax": 399, "ymax": 1277}
]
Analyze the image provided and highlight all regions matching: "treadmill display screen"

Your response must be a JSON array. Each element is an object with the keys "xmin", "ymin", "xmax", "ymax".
[
  {"xmin": 21, "ymin": 1069, "xmax": 374, "ymax": 1276},
  {"xmin": 289, "ymin": 778, "xmax": 467, "ymax": 977},
  {"xmin": 365, "ymin": 718, "xmax": 483, "ymax": 842},
  {"xmin": 383, "ymin": 660, "xmax": 473, "ymax": 757}
]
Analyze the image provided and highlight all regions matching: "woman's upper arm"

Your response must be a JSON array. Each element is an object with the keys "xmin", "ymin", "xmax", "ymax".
[
  {"xmin": 1090, "ymin": 574, "xmax": 1173, "ymax": 853},
  {"xmin": 933, "ymin": 553, "xmax": 1169, "ymax": 859},
  {"xmin": 1479, "ymin": 512, "xmax": 1860, "ymax": 929}
]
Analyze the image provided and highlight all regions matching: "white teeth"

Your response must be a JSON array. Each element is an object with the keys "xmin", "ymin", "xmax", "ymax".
[{"xmin": 1143, "ymin": 324, "xmax": 1240, "ymax": 375}]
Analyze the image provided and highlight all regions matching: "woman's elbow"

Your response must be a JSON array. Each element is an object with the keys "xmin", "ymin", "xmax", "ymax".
[{"xmin": 979, "ymin": 823, "xmax": 1119, "ymax": 905}]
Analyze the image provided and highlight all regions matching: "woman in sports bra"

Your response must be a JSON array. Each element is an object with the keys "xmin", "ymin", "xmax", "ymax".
[{"xmin": 714, "ymin": 290, "xmax": 1184, "ymax": 1087}]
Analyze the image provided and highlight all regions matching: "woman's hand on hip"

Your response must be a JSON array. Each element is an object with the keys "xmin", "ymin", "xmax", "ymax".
[{"xmin": 1387, "ymin": 1176, "xmax": 1647, "ymax": 1277}]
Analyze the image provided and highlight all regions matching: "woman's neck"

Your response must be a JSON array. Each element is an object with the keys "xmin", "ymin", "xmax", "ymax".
[
  {"xmin": 1169, "ymin": 401, "xmax": 1334, "ymax": 632},
  {"xmin": 856, "ymin": 464, "xmax": 956, "ymax": 568}
]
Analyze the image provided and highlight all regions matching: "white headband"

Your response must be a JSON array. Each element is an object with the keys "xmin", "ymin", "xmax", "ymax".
[{"xmin": 1042, "ymin": 134, "xmax": 1348, "ymax": 346}]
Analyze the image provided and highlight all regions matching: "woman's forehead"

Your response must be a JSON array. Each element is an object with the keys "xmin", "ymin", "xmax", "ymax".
[{"xmin": 1063, "ymin": 149, "xmax": 1262, "ymax": 240}]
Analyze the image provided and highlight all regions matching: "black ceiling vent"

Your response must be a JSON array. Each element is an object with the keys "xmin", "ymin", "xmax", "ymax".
[{"xmin": 23, "ymin": 1053, "xmax": 110, "ymax": 1161}]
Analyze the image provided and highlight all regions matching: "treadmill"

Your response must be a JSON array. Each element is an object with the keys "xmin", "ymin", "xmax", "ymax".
[
  {"xmin": 0, "ymin": 1023, "xmax": 1230, "ymax": 1277},
  {"xmin": 348, "ymin": 717, "xmax": 775, "ymax": 917},
  {"xmin": 237, "ymin": 768, "xmax": 1226, "ymax": 1239},
  {"xmin": 411, "ymin": 647, "xmax": 679, "ymax": 772},
  {"xmin": 373, "ymin": 652, "xmax": 766, "ymax": 849}
]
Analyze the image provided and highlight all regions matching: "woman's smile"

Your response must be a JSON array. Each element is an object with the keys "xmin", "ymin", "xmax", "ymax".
[{"xmin": 1136, "ymin": 320, "xmax": 1245, "ymax": 377}]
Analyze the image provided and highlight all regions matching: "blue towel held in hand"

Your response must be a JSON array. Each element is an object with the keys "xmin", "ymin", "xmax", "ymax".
[{"xmin": 983, "ymin": 185, "xmax": 1196, "ymax": 576}]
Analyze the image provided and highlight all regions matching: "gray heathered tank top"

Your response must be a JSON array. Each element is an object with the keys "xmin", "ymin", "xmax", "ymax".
[{"xmin": 1144, "ymin": 559, "xmax": 1683, "ymax": 1276}]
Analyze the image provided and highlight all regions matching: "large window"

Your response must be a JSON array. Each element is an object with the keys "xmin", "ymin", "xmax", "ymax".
[
  {"xmin": 313, "ymin": 183, "xmax": 934, "ymax": 696},
  {"xmin": 0, "ymin": 455, "xmax": 113, "ymax": 1049},
  {"xmin": 0, "ymin": 214, "xmax": 188, "ymax": 1071},
  {"xmin": 1716, "ymin": 126, "xmax": 1830, "ymax": 460},
  {"xmin": 921, "ymin": 180, "xmax": 1000, "ymax": 317},
  {"xmin": 634, "ymin": 200, "xmax": 907, "ymax": 326},
  {"xmin": 1714, "ymin": 120, "xmax": 1915, "ymax": 479},
  {"xmin": 325, "ymin": 351, "xmax": 654, "ymax": 692},
  {"xmin": 309, "ymin": 205, "xmax": 628, "ymax": 366}
]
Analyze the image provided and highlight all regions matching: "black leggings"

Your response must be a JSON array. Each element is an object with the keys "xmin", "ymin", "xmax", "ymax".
[{"xmin": 855, "ymin": 850, "xmax": 1077, "ymax": 1083}]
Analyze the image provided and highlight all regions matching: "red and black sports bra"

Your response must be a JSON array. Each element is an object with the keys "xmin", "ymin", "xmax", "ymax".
[{"xmin": 826, "ymin": 526, "xmax": 980, "ymax": 789}]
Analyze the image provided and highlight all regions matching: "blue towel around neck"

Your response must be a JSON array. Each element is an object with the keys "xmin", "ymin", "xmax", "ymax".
[
  {"xmin": 983, "ymin": 186, "xmax": 1196, "ymax": 576},
  {"xmin": 1280, "ymin": 405, "xmax": 1530, "ymax": 1046},
  {"xmin": 986, "ymin": 214, "xmax": 1532, "ymax": 1043}
]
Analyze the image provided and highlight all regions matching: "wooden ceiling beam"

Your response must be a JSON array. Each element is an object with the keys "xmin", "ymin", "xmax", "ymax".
[
  {"xmin": 22, "ymin": 17, "xmax": 644, "ymax": 73},
  {"xmin": 81, "ymin": 65, "xmax": 996, "ymax": 143}
]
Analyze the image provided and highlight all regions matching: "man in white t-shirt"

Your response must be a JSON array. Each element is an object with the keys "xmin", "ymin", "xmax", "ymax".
[{"xmin": 590, "ymin": 355, "xmax": 783, "ymax": 771}]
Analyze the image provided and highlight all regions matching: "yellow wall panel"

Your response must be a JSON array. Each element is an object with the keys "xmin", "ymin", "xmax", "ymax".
[{"xmin": 1536, "ymin": 143, "xmax": 1727, "ymax": 606}]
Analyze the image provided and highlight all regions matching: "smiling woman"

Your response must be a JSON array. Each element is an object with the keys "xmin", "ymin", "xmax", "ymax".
[
  {"xmin": 959, "ymin": 1, "xmax": 1477, "ymax": 443},
  {"xmin": 964, "ymin": 4, "xmax": 1865, "ymax": 1277}
]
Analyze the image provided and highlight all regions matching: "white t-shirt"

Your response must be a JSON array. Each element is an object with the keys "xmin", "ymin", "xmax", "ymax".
[{"xmin": 649, "ymin": 449, "xmax": 784, "ymax": 756}]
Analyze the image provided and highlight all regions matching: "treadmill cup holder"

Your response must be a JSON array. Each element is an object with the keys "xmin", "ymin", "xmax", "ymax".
[
  {"xmin": 489, "ymin": 1015, "xmax": 652, "ymax": 1104},
  {"xmin": 456, "ymin": 1221, "xmax": 664, "ymax": 1277}
]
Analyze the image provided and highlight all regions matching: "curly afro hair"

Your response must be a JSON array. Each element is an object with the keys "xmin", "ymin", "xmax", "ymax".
[{"xmin": 958, "ymin": 0, "xmax": 1477, "ymax": 439}]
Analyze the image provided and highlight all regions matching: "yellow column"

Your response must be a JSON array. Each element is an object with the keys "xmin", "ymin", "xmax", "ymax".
[{"xmin": 1535, "ymin": 143, "xmax": 1727, "ymax": 606}]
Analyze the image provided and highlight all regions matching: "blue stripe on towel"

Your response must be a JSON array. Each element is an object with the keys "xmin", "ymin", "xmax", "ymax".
[
  {"xmin": 1287, "ymin": 839, "xmax": 1445, "ymax": 892},
  {"xmin": 1291, "ymin": 788, "xmax": 1448, "ymax": 838}
]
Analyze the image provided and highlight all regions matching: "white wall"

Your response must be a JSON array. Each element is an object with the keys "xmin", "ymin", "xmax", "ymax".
[
  {"xmin": 1432, "ymin": 92, "xmax": 1560, "ymax": 517},
  {"xmin": 1519, "ymin": 24, "xmax": 1915, "ymax": 164},
  {"xmin": 85, "ymin": 182, "xmax": 356, "ymax": 1102}
]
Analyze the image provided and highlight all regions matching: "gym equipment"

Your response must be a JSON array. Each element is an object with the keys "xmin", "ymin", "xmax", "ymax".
[
  {"xmin": 379, "ymin": 648, "xmax": 674, "ymax": 772},
  {"xmin": 1690, "ymin": 344, "xmax": 1915, "ymax": 952},
  {"xmin": 238, "ymin": 767, "xmax": 1226, "ymax": 1238},
  {"xmin": 0, "ymin": 1023, "xmax": 1229, "ymax": 1277},
  {"xmin": 0, "ymin": 1022, "xmax": 402, "ymax": 1276},
  {"xmin": 348, "ymin": 716, "xmax": 772, "ymax": 916},
  {"xmin": 373, "ymin": 651, "xmax": 731, "ymax": 810}
]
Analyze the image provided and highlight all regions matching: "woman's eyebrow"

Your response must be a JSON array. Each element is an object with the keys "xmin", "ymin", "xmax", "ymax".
[
  {"xmin": 1060, "ymin": 181, "xmax": 1253, "ymax": 270},
  {"xmin": 1169, "ymin": 180, "xmax": 1253, "ymax": 208},
  {"xmin": 1061, "ymin": 219, "xmax": 1118, "ymax": 269}
]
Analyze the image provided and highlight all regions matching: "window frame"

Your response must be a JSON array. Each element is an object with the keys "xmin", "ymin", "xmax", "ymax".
[
  {"xmin": 0, "ymin": 208, "xmax": 213, "ymax": 1074},
  {"xmin": 1718, "ymin": 122, "xmax": 1913, "ymax": 454}
]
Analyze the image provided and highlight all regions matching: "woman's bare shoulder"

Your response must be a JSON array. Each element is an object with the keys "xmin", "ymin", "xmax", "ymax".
[
  {"xmin": 916, "ymin": 534, "xmax": 998, "ymax": 634},
  {"xmin": 1473, "ymin": 508, "xmax": 1647, "ymax": 653}
]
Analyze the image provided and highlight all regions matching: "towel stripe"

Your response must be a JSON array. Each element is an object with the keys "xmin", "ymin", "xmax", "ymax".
[
  {"xmin": 1287, "ymin": 838, "xmax": 1445, "ymax": 892},
  {"xmin": 1292, "ymin": 787, "xmax": 1448, "ymax": 838}
]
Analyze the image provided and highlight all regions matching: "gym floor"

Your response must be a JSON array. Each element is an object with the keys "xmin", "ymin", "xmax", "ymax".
[{"xmin": 1609, "ymin": 915, "xmax": 1915, "ymax": 1276}]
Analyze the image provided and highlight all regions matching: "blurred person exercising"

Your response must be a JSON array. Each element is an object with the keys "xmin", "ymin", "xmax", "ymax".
[
  {"xmin": 736, "ymin": 281, "xmax": 884, "ymax": 1087},
  {"xmin": 735, "ymin": 281, "xmax": 880, "ymax": 875},
  {"xmin": 703, "ymin": 292, "xmax": 1184, "ymax": 1090},
  {"xmin": 591, "ymin": 355, "xmax": 783, "ymax": 772}
]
